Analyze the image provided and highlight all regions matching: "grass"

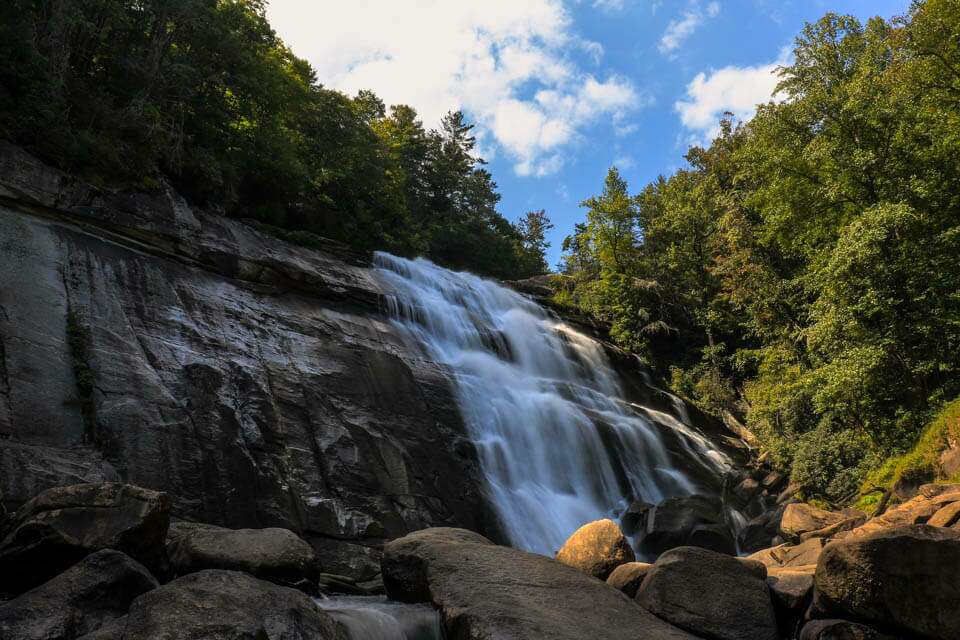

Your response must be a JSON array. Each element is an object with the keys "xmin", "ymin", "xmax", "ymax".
[{"xmin": 855, "ymin": 397, "xmax": 960, "ymax": 510}]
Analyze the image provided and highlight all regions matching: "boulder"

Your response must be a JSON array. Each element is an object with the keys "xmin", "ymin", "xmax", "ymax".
[
  {"xmin": 760, "ymin": 471, "xmax": 786, "ymax": 491},
  {"xmin": 641, "ymin": 494, "xmax": 735, "ymax": 556},
  {"xmin": 555, "ymin": 519, "xmax": 635, "ymax": 580},
  {"xmin": 383, "ymin": 527, "xmax": 697, "ymax": 640},
  {"xmin": 847, "ymin": 484, "xmax": 960, "ymax": 538},
  {"xmin": 767, "ymin": 565, "xmax": 815, "ymax": 612},
  {"xmin": 927, "ymin": 500, "xmax": 960, "ymax": 528},
  {"xmin": 813, "ymin": 524, "xmax": 960, "ymax": 640},
  {"xmin": 634, "ymin": 546, "xmax": 778, "ymax": 640},
  {"xmin": 0, "ymin": 483, "xmax": 170, "ymax": 594},
  {"xmin": 166, "ymin": 523, "xmax": 319, "ymax": 592},
  {"xmin": 734, "ymin": 477, "xmax": 760, "ymax": 501},
  {"xmin": 605, "ymin": 561, "xmax": 652, "ymax": 597},
  {"xmin": 749, "ymin": 537, "xmax": 826, "ymax": 568},
  {"xmin": 0, "ymin": 550, "xmax": 157, "ymax": 640},
  {"xmin": 799, "ymin": 619, "xmax": 895, "ymax": 640},
  {"xmin": 114, "ymin": 570, "xmax": 345, "ymax": 639},
  {"xmin": 620, "ymin": 500, "xmax": 652, "ymax": 536},
  {"xmin": 798, "ymin": 513, "xmax": 866, "ymax": 541},
  {"xmin": 779, "ymin": 503, "xmax": 847, "ymax": 542},
  {"xmin": 767, "ymin": 563, "xmax": 815, "ymax": 638},
  {"xmin": 738, "ymin": 505, "xmax": 786, "ymax": 553}
]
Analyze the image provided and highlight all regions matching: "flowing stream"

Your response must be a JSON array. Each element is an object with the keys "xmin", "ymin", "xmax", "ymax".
[
  {"xmin": 375, "ymin": 252, "xmax": 735, "ymax": 555},
  {"xmin": 315, "ymin": 596, "xmax": 441, "ymax": 640}
]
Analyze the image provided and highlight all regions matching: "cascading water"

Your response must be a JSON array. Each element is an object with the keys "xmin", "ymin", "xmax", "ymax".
[
  {"xmin": 375, "ymin": 252, "xmax": 736, "ymax": 555},
  {"xmin": 315, "ymin": 596, "xmax": 441, "ymax": 640}
]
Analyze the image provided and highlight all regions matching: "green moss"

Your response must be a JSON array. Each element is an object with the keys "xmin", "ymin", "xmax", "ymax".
[
  {"xmin": 856, "ymin": 397, "xmax": 960, "ymax": 508},
  {"xmin": 66, "ymin": 310, "xmax": 97, "ymax": 445}
]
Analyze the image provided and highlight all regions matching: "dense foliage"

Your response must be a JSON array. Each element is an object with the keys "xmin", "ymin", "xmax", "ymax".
[
  {"xmin": 558, "ymin": 0, "xmax": 960, "ymax": 504},
  {"xmin": 0, "ymin": 0, "xmax": 550, "ymax": 279}
]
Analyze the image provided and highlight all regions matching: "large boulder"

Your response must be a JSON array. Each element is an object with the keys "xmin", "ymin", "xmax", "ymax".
[
  {"xmin": 383, "ymin": 527, "xmax": 697, "ymax": 640},
  {"xmin": 0, "ymin": 550, "xmax": 157, "ymax": 640},
  {"xmin": 640, "ymin": 494, "xmax": 735, "ymax": 556},
  {"xmin": 634, "ymin": 546, "xmax": 778, "ymax": 640},
  {"xmin": 0, "ymin": 483, "xmax": 169, "ymax": 594},
  {"xmin": 166, "ymin": 523, "xmax": 319, "ymax": 592},
  {"xmin": 779, "ymin": 503, "xmax": 848, "ymax": 542},
  {"xmin": 799, "ymin": 619, "xmax": 895, "ymax": 640},
  {"xmin": 555, "ymin": 519, "xmax": 635, "ymax": 579},
  {"xmin": 813, "ymin": 524, "xmax": 960, "ymax": 640},
  {"xmin": 110, "ymin": 570, "xmax": 346, "ymax": 639},
  {"xmin": 767, "ymin": 565, "xmax": 815, "ymax": 611},
  {"xmin": 606, "ymin": 561, "xmax": 652, "ymax": 597}
]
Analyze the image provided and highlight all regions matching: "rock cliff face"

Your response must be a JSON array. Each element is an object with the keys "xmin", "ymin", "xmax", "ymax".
[
  {"xmin": 0, "ymin": 142, "xmax": 494, "ymax": 577},
  {"xmin": 0, "ymin": 142, "xmax": 754, "ymax": 577}
]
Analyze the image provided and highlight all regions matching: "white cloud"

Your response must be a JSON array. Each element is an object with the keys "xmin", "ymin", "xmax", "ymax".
[
  {"xmin": 266, "ymin": 1, "xmax": 644, "ymax": 177},
  {"xmin": 658, "ymin": 1, "xmax": 721, "ymax": 56},
  {"xmin": 612, "ymin": 153, "xmax": 636, "ymax": 169},
  {"xmin": 674, "ymin": 49, "xmax": 789, "ymax": 143},
  {"xmin": 592, "ymin": 0, "xmax": 625, "ymax": 11}
]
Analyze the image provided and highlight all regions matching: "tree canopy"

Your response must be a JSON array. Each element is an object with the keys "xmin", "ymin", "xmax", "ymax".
[{"xmin": 0, "ymin": 0, "xmax": 551, "ymax": 279}]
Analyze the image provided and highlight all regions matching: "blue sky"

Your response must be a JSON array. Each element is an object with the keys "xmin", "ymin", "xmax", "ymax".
[{"xmin": 266, "ymin": 1, "xmax": 910, "ymax": 268}]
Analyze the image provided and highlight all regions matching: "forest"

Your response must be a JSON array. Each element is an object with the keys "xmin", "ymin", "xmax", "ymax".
[
  {"xmin": 0, "ymin": 0, "xmax": 551, "ymax": 279},
  {"xmin": 557, "ymin": 0, "xmax": 960, "ymax": 506}
]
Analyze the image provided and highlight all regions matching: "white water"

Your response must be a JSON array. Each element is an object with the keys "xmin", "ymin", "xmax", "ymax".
[
  {"xmin": 375, "ymin": 252, "xmax": 734, "ymax": 555},
  {"xmin": 315, "ymin": 596, "xmax": 441, "ymax": 640}
]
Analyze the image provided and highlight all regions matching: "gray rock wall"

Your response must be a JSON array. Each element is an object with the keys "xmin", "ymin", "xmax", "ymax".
[{"xmin": 0, "ymin": 142, "xmax": 492, "ymax": 576}]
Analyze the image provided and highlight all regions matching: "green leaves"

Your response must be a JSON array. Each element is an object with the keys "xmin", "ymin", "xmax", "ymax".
[{"xmin": 558, "ymin": 1, "xmax": 960, "ymax": 503}]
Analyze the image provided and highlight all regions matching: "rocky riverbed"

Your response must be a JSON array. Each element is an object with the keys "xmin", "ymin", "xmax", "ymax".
[{"xmin": 1, "ymin": 479, "xmax": 959, "ymax": 639}]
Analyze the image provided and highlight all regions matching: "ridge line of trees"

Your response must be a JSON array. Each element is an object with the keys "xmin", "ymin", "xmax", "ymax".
[{"xmin": 0, "ymin": 0, "xmax": 552, "ymax": 279}]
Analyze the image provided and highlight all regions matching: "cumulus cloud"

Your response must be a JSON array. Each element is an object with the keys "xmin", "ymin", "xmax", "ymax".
[
  {"xmin": 266, "ymin": 1, "xmax": 644, "ymax": 177},
  {"xmin": 659, "ymin": 1, "xmax": 720, "ymax": 55},
  {"xmin": 674, "ymin": 49, "xmax": 789, "ymax": 143}
]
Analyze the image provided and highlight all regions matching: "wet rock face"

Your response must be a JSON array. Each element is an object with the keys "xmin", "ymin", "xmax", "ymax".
[{"xmin": 0, "ymin": 142, "xmax": 493, "ymax": 574}]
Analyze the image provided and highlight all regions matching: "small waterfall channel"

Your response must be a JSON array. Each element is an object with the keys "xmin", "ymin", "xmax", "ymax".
[
  {"xmin": 374, "ymin": 253, "xmax": 738, "ymax": 556},
  {"xmin": 315, "ymin": 596, "xmax": 441, "ymax": 640}
]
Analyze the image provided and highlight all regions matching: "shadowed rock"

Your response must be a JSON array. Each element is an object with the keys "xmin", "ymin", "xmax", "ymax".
[
  {"xmin": 0, "ymin": 550, "xmax": 157, "ymax": 640},
  {"xmin": 813, "ymin": 524, "xmax": 960, "ymax": 640},
  {"xmin": 640, "ymin": 494, "xmax": 735, "ymax": 556},
  {"xmin": 166, "ymin": 523, "xmax": 320, "ymax": 592},
  {"xmin": 0, "ymin": 483, "xmax": 169, "ymax": 595},
  {"xmin": 383, "ymin": 527, "xmax": 697, "ymax": 640},
  {"xmin": 634, "ymin": 546, "xmax": 778, "ymax": 640},
  {"xmin": 113, "ymin": 570, "xmax": 346, "ymax": 640},
  {"xmin": 605, "ymin": 561, "xmax": 652, "ymax": 597},
  {"xmin": 799, "ymin": 619, "xmax": 895, "ymax": 640}
]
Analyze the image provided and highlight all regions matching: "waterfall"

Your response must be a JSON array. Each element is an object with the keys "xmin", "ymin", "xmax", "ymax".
[{"xmin": 374, "ymin": 252, "xmax": 735, "ymax": 556}]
